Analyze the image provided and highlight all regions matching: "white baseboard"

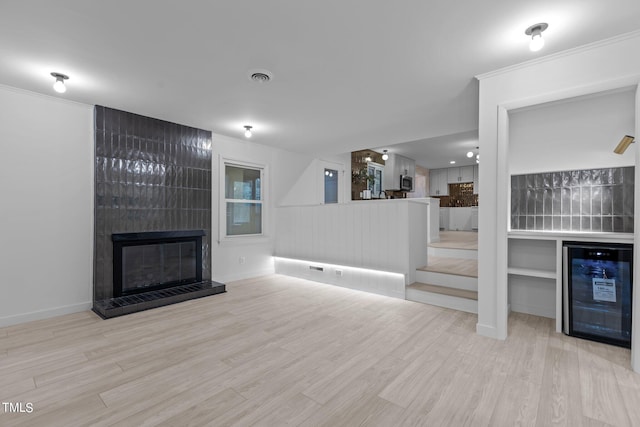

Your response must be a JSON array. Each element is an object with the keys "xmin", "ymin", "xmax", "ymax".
[
  {"xmin": 0, "ymin": 301, "xmax": 92, "ymax": 328},
  {"xmin": 476, "ymin": 322, "xmax": 506, "ymax": 340},
  {"xmin": 214, "ymin": 267, "xmax": 276, "ymax": 284},
  {"xmin": 510, "ymin": 303, "xmax": 556, "ymax": 319}
]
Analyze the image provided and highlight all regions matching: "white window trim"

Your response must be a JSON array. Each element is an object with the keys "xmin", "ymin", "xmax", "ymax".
[{"xmin": 219, "ymin": 157, "xmax": 269, "ymax": 242}]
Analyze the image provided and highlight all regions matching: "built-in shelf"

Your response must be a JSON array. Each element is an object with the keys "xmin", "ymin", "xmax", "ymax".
[
  {"xmin": 507, "ymin": 232, "xmax": 633, "ymax": 331},
  {"xmin": 507, "ymin": 236, "xmax": 558, "ymax": 323},
  {"xmin": 507, "ymin": 267, "xmax": 556, "ymax": 279}
]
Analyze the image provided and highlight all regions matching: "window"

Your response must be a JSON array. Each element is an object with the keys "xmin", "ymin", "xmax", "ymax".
[
  {"xmin": 367, "ymin": 163, "xmax": 383, "ymax": 198},
  {"xmin": 324, "ymin": 168, "xmax": 338, "ymax": 204},
  {"xmin": 224, "ymin": 163, "xmax": 264, "ymax": 236}
]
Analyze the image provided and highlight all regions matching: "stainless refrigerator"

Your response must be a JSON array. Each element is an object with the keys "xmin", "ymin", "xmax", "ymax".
[{"xmin": 563, "ymin": 241, "xmax": 633, "ymax": 348}]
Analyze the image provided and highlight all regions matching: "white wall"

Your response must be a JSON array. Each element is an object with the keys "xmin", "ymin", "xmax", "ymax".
[
  {"xmin": 279, "ymin": 156, "xmax": 348, "ymax": 206},
  {"xmin": 211, "ymin": 134, "xmax": 348, "ymax": 283},
  {"xmin": 210, "ymin": 133, "xmax": 315, "ymax": 282},
  {"xmin": 476, "ymin": 30, "xmax": 640, "ymax": 371},
  {"xmin": 0, "ymin": 86, "xmax": 94, "ymax": 326},
  {"xmin": 0, "ymin": 86, "xmax": 353, "ymax": 323},
  {"xmin": 509, "ymin": 89, "xmax": 636, "ymax": 174}
]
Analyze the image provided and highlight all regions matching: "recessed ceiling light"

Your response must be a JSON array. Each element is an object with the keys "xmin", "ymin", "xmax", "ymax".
[
  {"xmin": 466, "ymin": 151, "xmax": 474, "ymax": 158},
  {"xmin": 450, "ymin": 160, "xmax": 456, "ymax": 164},
  {"xmin": 525, "ymin": 23, "xmax": 548, "ymax": 52}
]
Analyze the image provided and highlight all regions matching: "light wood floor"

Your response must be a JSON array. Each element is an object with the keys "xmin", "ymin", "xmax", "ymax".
[
  {"xmin": 430, "ymin": 230, "xmax": 478, "ymax": 250},
  {"xmin": 1, "ymin": 275, "xmax": 638, "ymax": 426},
  {"xmin": 418, "ymin": 256, "xmax": 478, "ymax": 277}
]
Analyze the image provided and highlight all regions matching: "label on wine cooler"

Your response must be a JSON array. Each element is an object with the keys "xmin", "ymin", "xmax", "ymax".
[{"xmin": 592, "ymin": 278, "xmax": 616, "ymax": 302}]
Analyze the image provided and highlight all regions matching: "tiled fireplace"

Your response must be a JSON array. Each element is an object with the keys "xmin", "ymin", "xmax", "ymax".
[{"xmin": 93, "ymin": 106, "xmax": 224, "ymax": 319}]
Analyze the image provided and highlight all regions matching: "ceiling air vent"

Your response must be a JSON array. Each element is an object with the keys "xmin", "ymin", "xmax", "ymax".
[{"xmin": 248, "ymin": 69, "xmax": 273, "ymax": 83}]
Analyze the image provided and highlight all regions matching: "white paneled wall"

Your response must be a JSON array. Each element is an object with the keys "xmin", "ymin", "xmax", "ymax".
[
  {"xmin": 408, "ymin": 202, "xmax": 430, "ymax": 285},
  {"xmin": 275, "ymin": 200, "xmax": 433, "ymax": 297}
]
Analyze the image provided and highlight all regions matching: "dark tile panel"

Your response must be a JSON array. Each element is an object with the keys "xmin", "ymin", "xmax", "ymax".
[{"xmin": 94, "ymin": 106, "xmax": 213, "ymax": 306}]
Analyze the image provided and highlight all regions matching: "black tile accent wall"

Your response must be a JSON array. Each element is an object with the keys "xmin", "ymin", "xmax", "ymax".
[
  {"xmin": 94, "ymin": 106, "xmax": 212, "ymax": 301},
  {"xmin": 511, "ymin": 167, "xmax": 634, "ymax": 233}
]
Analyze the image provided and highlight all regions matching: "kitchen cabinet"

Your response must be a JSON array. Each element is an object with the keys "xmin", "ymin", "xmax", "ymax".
[
  {"xmin": 439, "ymin": 207, "xmax": 449, "ymax": 231},
  {"xmin": 447, "ymin": 166, "xmax": 474, "ymax": 183},
  {"xmin": 449, "ymin": 207, "xmax": 473, "ymax": 231},
  {"xmin": 471, "ymin": 206, "xmax": 478, "ymax": 230},
  {"xmin": 429, "ymin": 169, "xmax": 449, "ymax": 196},
  {"xmin": 382, "ymin": 153, "xmax": 415, "ymax": 191},
  {"xmin": 439, "ymin": 207, "xmax": 474, "ymax": 231}
]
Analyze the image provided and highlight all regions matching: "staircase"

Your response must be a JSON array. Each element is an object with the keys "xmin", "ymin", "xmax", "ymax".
[{"xmin": 406, "ymin": 232, "xmax": 478, "ymax": 313}]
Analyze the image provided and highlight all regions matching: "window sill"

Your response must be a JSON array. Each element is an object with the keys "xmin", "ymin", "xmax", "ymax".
[{"xmin": 218, "ymin": 234, "xmax": 272, "ymax": 246}]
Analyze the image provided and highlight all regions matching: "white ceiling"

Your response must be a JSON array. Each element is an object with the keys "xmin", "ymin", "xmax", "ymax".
[
  {"xmin": 1, "ymin": 1, "xmax": 639, "ymax": 164},
  {"xmin": 372, "ymin": 130, "xmax": 480, "ymax": 169}
]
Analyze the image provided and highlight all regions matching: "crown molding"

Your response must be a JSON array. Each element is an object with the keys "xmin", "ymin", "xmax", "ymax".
[{"xmin": 476, "ymin": 29, "xmax": 640, "ymax": 81}]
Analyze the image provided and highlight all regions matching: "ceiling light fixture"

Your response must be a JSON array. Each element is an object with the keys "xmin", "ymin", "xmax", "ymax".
[
  {"xmin": 365, "ymin": 153, "xmax": 372, "ymax": 162},
  {"xmin": 244, "ymin": 125, "xmax": 253, "ymax": 138},
  {"xmin": 614, "ymin": 135, "xmax": 635, "ymax": 154},
  {"xmin": 525, "ymin": 23, "xmax": 548, "ymax": 52},
  {"xmin": 467, "ymin": 146, "xmax": 479, "ymax": 163},
  {"xmin": 51, "ymin": 72, "xmax": 69, "ymax": 93},
  {"xmin": 382, "ymin": 150, "xmax": 389, "ymax": 161},
  {"xmin": 450, "ymin": 160, "xmax": 456, "ymax": 164}
]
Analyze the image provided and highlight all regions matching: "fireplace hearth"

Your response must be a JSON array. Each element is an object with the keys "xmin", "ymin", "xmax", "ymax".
[{"xmin": 92, "ymin": 229, "xmax": 225, "ymax": 319}]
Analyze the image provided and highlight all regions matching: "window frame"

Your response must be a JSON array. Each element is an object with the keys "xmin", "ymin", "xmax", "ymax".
[{"xmin": 220, "ymin": 158, "xmax": 267, "ymax": 240}]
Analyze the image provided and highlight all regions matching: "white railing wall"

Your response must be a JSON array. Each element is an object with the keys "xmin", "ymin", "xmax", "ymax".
[{"xmin": 274, "ymin": 199, "xmax": 433, "ymax": 298}]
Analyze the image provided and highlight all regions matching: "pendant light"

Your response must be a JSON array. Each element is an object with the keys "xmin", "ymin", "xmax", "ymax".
[
  {"xmin": 382, "ymin": 150, "xmax": 389, "ymax": 161},
  {"xmin": 244, "ymin": 125, "xmax": 252, "ymax": 138}
]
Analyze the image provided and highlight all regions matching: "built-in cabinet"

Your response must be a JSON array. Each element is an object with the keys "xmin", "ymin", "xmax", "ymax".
[
  {"xmin": 429, "ymin": 169, "xmax": 449, "ymax": 196},
  {"xmin": 471, "ymin": 206, "xmax": 478, "ymax": 230},
  {"xmin": 449, "ymin": 207, "xmax": 473, "ymax": 231},
  {"xmin": 439, "ymin": 207, "xmax": 450, "ymax": 230},
  {"xmin": 382, "ymin": 153, "xmax": 415, "ymax": 191},
  {"xmin": 439, "ymin": 207, "xmax": 476, "ymax": 231},
  {"xmin": 447, "ymin": 165, "xmax": 474, "ymax": 183},
  {"xmin": 507, "ymin": 231, "xmax": 633, "ymax": 331},
  {"xmin": 430, "ymin": 165, "xmax": 478, "ymax": 196}
]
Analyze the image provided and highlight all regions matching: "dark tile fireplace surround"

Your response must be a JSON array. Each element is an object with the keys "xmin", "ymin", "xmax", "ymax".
[{"xmin": 93, "ymin": 106, "xmax": 224, "ymax": 319}]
